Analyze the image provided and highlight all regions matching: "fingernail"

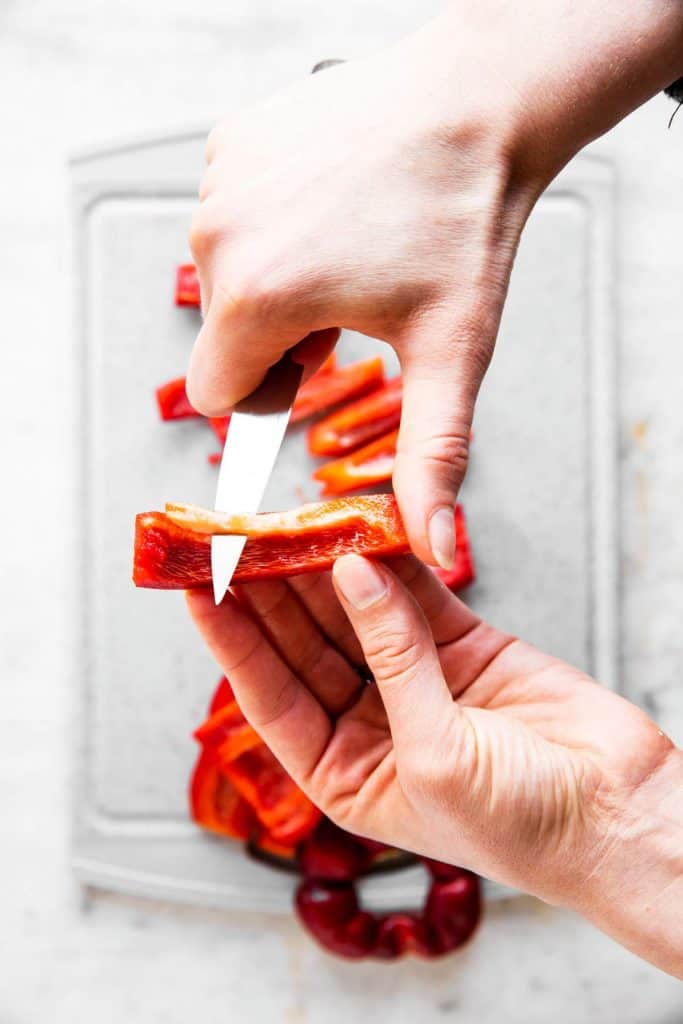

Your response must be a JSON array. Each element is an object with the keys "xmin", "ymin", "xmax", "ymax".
[
  {"xmin": 428, "ymin": 506, "xmax": 456, "ymax": 570},
  {"xmin": 334, "ymin": 554, "xmax": 388, "ymax": 610}
]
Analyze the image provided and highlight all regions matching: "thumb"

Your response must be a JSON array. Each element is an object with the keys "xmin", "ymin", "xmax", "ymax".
[
  {"xmin": 332, "ymin": 554, "xmax": 454, "ymax": 748},
  {"xmin": 393, "ymin": 338, "xmax": 488, "ymax": 568}
]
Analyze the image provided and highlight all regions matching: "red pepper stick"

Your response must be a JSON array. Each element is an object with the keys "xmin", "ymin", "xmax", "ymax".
[
  {"xmin": 290, "ymin": 357, "xmax": 384, "ymax": 424},
  {"xmin": 175, "ymin": 263, "xmax": 201, "ymax": 306},
  {"xmin": 221, "ymin": 747, "xmax": 322, "ymax": 844},
  {"xmin": 205, "ymin": 356, "xmax": 338, "ymax": 460},
  {"xmin": 189, "ymin": 748, "xmax": 258, "ymax": 839},
  {"xmin": 194, "ymin": 696, "xmax": 263, "ymax": 762},
  {"xmin": 133, "ymin": 494, "xmax": 410, "ymax": 589},
  {"xmin": 192, "ymin": 677, "xmax": 321, "ymax": 844},
  {"xmin": 155, "ymin": 377, "xmax": 200, "ymax": 421},
  {"xmin": 314, "ymin": 429, "xmax": 398, "ymax": 496},
  {"xmin": 307, "ymin": 376, "xmax": 403, "ymax": 456}
]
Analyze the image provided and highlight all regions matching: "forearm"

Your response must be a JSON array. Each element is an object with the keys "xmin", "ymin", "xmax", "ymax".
[
  {"xmin": 402, "ymin": 0, "xmax": 683, "ymax": 183},
  {"xmin": 578, "ymin": 747, "xmax": 683, "ymax": 978}
]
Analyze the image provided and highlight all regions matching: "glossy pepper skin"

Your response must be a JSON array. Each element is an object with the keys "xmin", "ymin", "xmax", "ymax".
[
  {"xmin": 190, "ymin": 677, "xmax": 319, "ymax": 848},
  {"xmin": 307, "ymin": 376, "xmax": 402, "ymax": 457},
  {"xmin": 290, "ymin": 357, "xmax": 385, "ymax": 424},
  {"xmin": 155, "ymin": 377, "xmax": 200, "ymax": 421},
  {"xmin": 189, "ymin": 748, "xmax": 258, "ymax": 840},
  {"xmin": 175, "ymin": 263, "xmax": 201, "ymax": 306},
  {"xmin": 133, "ymin": 495, "xmax": 410, "ymax": 589},
  {"xmin": 313, "ymin": 429, "xmax": 398, "ymax": 495}
]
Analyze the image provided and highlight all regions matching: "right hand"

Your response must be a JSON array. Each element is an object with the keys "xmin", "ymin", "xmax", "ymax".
[
  {"xmin": 186, "ymin": 16, "xmax": 541, "ymax": 570},
  {"xmin": 186, "ymin": 2, "xmax": 683, "ymax": 568}
]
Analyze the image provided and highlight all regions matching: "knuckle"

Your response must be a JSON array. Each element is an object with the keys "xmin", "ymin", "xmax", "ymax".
[
  {"xmin": 366, "ymin": 620, "xmax": 421, "ymax": 681},
  {"xmin": 213, "ymin": 266, "xmax": 284, "ymax": 327},
  {"xmin": 400, "ymin": 430, "xmax": 470, "ymax": 487},
  {"xmin": 188, "ymin": 204, "xmax": 219, "ymax": 262}
]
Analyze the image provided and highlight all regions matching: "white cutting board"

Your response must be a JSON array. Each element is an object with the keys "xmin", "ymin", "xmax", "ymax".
[{"xmin": 70, "ymin": 132, "xmax": 617, "ymax": 910}]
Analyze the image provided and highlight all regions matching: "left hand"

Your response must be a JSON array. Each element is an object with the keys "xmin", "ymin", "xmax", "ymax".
[{"xmin": 186, "ymin": 554, "xmax": 680, "ymax": 975}]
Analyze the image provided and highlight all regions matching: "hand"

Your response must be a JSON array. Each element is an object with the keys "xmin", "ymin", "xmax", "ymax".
[
  {"xmin": 185, "ymin": 2, "xmax": 683, "ymax": 568},
  {"xmin": 187, "ymin": 555, "xmax": 683, "ymax": 977}
]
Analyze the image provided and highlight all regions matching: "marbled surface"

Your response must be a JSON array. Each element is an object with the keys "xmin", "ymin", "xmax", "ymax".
[{"xmin": 1, "ymin": 1, "xmax": 682, "ymax": 1020}]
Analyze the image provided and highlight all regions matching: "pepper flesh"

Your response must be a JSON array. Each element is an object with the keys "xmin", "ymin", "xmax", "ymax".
[
  {"xmin": 314, "ymin": 429, "xmax": 398, "ymax": 495},
  {"xmin": 175, "ymin": 263, "xmax": 201, "ymax": 306},
  {"xmin": 133, "ymin": 494, "xmax": 409, "ymax": 588},
  {"xmin": 156, "ymin": 377, "xmax": 200, "ymax": 421},
  {"xmin": 307, "ymin": 376, "xmax": 402, "ymax": 456}
]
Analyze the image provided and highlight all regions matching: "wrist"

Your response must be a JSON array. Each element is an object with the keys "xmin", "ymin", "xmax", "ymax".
[
  {"xmin": 574, "ymin": 745, "xmax": 683, "ymax": 978},
  {"xmin": 401, "ymin": 1, "xmax": 683, "ymax": 186}
]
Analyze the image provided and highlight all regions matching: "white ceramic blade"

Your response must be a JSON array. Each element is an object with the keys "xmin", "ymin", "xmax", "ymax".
[{"xmin": 211, "ymin": 356, "xmax": 304, "ymax": 603}]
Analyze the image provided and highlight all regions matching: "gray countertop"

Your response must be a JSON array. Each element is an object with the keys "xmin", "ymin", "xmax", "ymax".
[{"xmin": 1, "ymin": 1, "xmax": 681, "ymax": 1020}]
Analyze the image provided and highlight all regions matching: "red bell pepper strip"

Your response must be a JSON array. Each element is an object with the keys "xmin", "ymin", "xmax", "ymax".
[
  {"xmin": 208, "ymin": 675, "xmax": 234, "ymax": 714},
  {"xmin": 290, "ymin": 357, "xmax": 384, "ymax": 424},
  {"xmin": 193, "ymin": 676, "xmax": 320, "ymax": 845},
  {"xmin": 314, "ymin": 429, "xmax": 398, "ymax": 496},
  {"xmin": 221, "ymin": 747, "xmax": 321, "ymax": 845},
  {"xmin": 208, "ymin": 416, "xmax": 230, "ymax": 444},
  {"xmin": 203, "ymin": 355, "xmax": 337, "ymax": 455},
  {"xmin": 189, "ymin": 748, "xmax": 258, "ymax": 840},
  {"xmin": 133, "ymin": 494, "xmax": 410, "ymax": 589},
  {"xmin": 194, "ymin": 695, "xmax": 263, "ymax": 762},
  {"xmin": 433, "ymin": 505, "xmax": 475, "ymax": 591},
  {"xmin": 307, "ymin": 376, "xmax": 402, "ymax": 456},
  {"xmin": 155, "ymin": 377, "xmax": 200, "ymax": 421},
  {"xmin": 175, "ymin": 263, "xmax": 201, "ymax": 306}
]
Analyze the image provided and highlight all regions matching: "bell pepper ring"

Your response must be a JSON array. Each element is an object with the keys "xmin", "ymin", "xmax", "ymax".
[{"xmin": 295, "ymin": 820, "xmax": 482, "ymax": 960}]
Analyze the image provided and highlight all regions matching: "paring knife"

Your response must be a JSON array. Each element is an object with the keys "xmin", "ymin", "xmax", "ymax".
[
  {"xmin": 211, "ymin": 354, "xmax": 304, "ymax": 603},
  {"xmin": 210, "ymin": 58, "xmax": 345, "ymax": 604}
]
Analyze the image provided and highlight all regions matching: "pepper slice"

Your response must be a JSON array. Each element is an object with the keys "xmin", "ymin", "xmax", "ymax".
[
  {"xmin": 307, "ymin": 376, "xmax": 402, "ymax": 456},
  {"xmin": 192, "ymin": 676, "xmax": 320, "ymax": 846},
  {"xmin": 175, "ymin": 263, "xmax": 201, "ymax": 306},
  {"xmin": 133, "ymin": 494, "xmax": 409, "ymax": 589},
  {"xmin": 189, "ymin": 748, "xmax": 258, "ymax": 840},
  {"xmin": 313, "ymin": 429, "xmax": 398, "ymax": 496},
  {"xmin": 155, "ymin": 377, "xmax": 200, "ymax": 421},
  {"xmin": 205, "ymin": 355, "xmax": 340, "ymax": 446},
  {"xmin": 194, "ymin": 690, "xmax": 263, "ymax": 762},
  {"xmin": 290, "ymin": 357, "xmax": 384, "ymax": 424},
  {"xmin": 221, "ymin": 747, "xmax": 322, "ymax": 845}
]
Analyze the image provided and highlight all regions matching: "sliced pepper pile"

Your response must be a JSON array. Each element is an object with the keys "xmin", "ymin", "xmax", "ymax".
[{"xmin": 191, "ymin": 677, "xmax": 321, "ymax": 847}]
